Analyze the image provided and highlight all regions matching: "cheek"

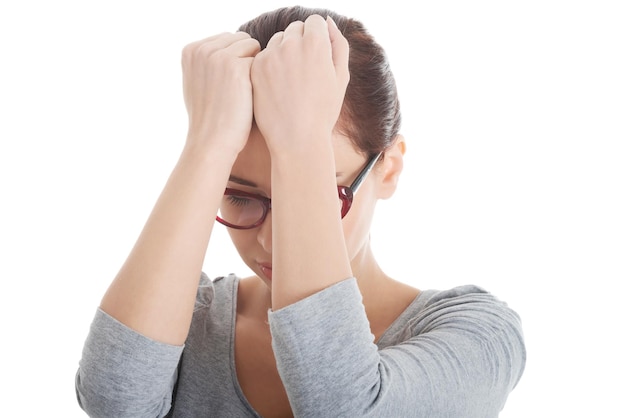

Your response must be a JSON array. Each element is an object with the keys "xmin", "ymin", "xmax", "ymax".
[
  {"xmin": 342, "ymin": 190, "xmax": 377, "ymax": 259},
  {"xmin": 228, "ymin": 230, "xmax": 256, "ymax": 261},
  {"xmin": 341, "ymin": 217, "xmax": 360, "ymax": 259}
]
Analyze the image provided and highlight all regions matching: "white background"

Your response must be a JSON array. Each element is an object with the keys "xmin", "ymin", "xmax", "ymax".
[{"xmin": 1, "ymin": 0, "xmax": 624, "ymax": 416}]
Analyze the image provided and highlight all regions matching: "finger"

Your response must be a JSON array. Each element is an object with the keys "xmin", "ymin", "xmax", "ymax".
[
  {"xmin": 184, "ymin": 32, "xmax": 228, "ymax": 49},
  {"xmin": 327, "ymin": 16, "xmax": 349, "ymax": 77},
  {"xmin": 265, "ymin": 30, "xmax": 284, "ymax": 50},
  {"xmin": 283, "ymin": 20, "xmax": 305, "ymax": 41},
  {"xmin": 303, "ymin": 14, "xmax": 328, "ymax": 41},
  {"xmin": 186, "ymin": 31, "xmax": 251, "ymax": 54},
  {"xmin": 225, "ymin": 37, "xmax": 261, "ymax": 58}
]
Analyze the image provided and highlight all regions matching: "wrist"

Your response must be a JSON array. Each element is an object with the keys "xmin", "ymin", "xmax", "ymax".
[
  {"xmin": 270, "ymin": 142, "xmax": 335, "ymax": 178},
  {"xmin": 181, "ymin": 136, "xmax": 240, "ymax": 164},
  {"xmin": 265, "ymin": 129, "xmax": 334, "ymax": 160},
  {"xmin": 178, "ymin": 141, "xmax": 239, "ymax": 177}
]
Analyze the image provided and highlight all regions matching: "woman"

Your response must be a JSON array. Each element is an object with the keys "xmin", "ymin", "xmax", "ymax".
[{"xmin": 76, "ymin": 6, "xmax": 525, "ymax": 417}]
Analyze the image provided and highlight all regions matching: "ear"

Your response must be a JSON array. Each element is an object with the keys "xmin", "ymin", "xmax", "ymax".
[{"xmin": 377, "ymin": 135, "xmax": 406, "ymax": 200}]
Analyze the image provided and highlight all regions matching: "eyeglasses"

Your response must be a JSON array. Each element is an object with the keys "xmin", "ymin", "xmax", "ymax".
[{"xmin": 216, "ymin": 152, "xmax": 383, "ymax": 229}]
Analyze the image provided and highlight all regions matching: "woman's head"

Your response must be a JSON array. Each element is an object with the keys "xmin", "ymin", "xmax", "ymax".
[
  {"xmin": 238, "ymin": 6, "xmax": 401, "ymax": 159},
  {"xmin": 225, "ymin": 7, "xmax": 406, "ymax": 284}
]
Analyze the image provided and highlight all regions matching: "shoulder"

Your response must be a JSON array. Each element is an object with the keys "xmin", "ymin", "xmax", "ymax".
[
  {"xmin": 407, "ymin": 284, "xmax": 524, "ymax": 339},
  {"xmin": 415, "ymin": 284, "xmax": 513, "ymax": 314},
  {"xmin": 383, "ymin": 284, "xmax": 525, "ymax": 371},
  {"xmin": 193, "ymin": 272, "xmax": 239, "ymax": 311},
  {"xmin": 385, "ymin": 284, "xmax": 526, "ymax": 402},
  {"xmin": 415, "ymin": 285, "xmax": 521, "ymax": 325}
]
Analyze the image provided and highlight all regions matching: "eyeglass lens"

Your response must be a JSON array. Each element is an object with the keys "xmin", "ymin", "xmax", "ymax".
[{"xmin": 218, "ymin": 194, "xmax": 266, "ymax": 229}]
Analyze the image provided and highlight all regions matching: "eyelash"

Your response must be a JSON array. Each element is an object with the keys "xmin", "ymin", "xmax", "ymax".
[{"xmin": 226, "ymin": 195, "xmax": 253, "ymax": 207}]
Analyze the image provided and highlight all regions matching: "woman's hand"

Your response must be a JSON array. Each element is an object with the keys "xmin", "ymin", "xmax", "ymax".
[
  {"xmin": 250, "ymin": 15, "xmax": 350, "ymax": 156},
  {"xmin": 182, "ymin": 32, "xmax": 261, "ymax": 156}
]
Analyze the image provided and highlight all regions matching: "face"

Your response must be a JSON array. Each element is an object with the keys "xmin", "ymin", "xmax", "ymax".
[{"xmin": 224, "ymin": 125, "xmax": 381, "ymax": 287}]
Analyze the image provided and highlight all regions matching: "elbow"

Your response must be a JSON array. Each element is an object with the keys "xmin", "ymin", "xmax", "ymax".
[
  {"xmin": 75, "ymin": 368, "xmax": 127, "ymax": 418},
  {"xmin": 75, "ymin": 368, "xmax": 171, "ymax": 418},
  {"xmin": 75, "ymin": 368, "xmax": 114, "ymax": 418}
]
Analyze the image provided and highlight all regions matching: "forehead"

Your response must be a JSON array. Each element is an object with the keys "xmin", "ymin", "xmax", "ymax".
[
  {"xmin": 230, "ymin": 128, "xmax": 271, "ymax": 189},
  {"xmin": 230, "ymin": 126, "xmax": 366, "ymax": 190}
]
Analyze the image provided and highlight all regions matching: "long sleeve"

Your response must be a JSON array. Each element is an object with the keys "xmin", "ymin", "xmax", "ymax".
[
  {"xmin": 75, "ymin": 273, "xmax": 215, "ymax": 418},
  {"xmin": 75, "ymin": 309, "xmax": 183, "ymax": 417},
  {"xmin": 268, "ymin": 278, "xmax": 526, "ymax": 417}
]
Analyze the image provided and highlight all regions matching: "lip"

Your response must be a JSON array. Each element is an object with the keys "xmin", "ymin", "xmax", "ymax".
[{"xmin": 257, "ymin": 262, "xmax": 272, "ymax": 280}]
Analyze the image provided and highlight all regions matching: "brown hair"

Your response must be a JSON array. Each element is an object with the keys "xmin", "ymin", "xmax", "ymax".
[{"xmin": 238, "ymin": 6, "xmax": 401, "ymax": 159}]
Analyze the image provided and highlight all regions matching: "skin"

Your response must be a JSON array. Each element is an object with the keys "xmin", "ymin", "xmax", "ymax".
[
  {"xmin": 231, "ymin": 125, "xmax": 418, "ymax": 417},
  {"xmin": 99, "ymin": 14, "xmax": 419, "ymax": 417},
  {"xmin": 100, "ymin": 30, "xmax": 261, "ymax": 344}
]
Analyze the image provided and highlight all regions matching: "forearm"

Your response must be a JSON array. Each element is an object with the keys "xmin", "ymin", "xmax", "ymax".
[
  {"xmin": 270, "ymin": 141, "xmax": 352, "ymax": 309},
  {"xmin": 100, "ymin": 145, "xmax": 236, "ymax": 345}
]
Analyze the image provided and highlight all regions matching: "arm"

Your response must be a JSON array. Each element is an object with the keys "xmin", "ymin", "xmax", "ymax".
[
  {"xmin": 76, "ymin": 33, "xmax": 260, "ymax": 416},
  {"xmin": 98, "ymin": 146, "xmax": 233, "ymax": 344},
  {"xmin": 100, "ymin": 32, "xmax": 260, "ymax": 346},
  {"xmin": 269, "ymin": 280, "xmax": 526, "ymax": 417},
  {"xmin": 251, "ymin": 15, "xmax": 352, "ymax": 309}
]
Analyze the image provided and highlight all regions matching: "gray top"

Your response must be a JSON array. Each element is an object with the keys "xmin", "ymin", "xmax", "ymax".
[{"xmin": 76, "ymin": 274, "xmax": 525, "ymax": 417}]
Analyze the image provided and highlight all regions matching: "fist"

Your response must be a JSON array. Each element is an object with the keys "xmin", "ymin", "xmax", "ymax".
[
  {"xmin": 250, "ymin": 15, "xmax": 350, "ymax": 154},
  {"xmin": 181, "ymin": 32, "xmax": 261, "ymax": 155}
]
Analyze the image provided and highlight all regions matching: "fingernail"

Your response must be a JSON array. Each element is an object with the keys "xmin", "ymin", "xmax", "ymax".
[{"xmin": 327, "ymin": 15, "xmax": 338, "ymax": 28}]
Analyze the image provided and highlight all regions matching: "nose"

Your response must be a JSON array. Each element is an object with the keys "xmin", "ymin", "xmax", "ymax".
[{"xmin": 256, "ymin": 211, "xmax": 272, "ymax": 253}]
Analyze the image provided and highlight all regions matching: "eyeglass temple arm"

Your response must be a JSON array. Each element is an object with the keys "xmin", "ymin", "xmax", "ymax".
[{"xmin": 349, "ymin": 151, "xmax": 383, "ymax": 194}]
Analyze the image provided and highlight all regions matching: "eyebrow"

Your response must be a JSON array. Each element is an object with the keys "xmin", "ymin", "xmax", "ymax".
[
  {"xmin": 228, "ymin": 175, "xmax": 258, "ymax": 188},
  {"xmin": 228, "ymin": 173, "xmax": 343, "ymax": 187}
]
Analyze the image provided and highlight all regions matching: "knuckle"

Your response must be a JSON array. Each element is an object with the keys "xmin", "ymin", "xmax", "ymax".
[
  {"xmin": 181, "ymin": 43, "xmax": 195, "ymax": 61},
  {"xmin": 287, "ymin": 20, "xmax": 305, "ymax": 29},
  {"xmin": 306, "ymin": 14, "xmax": 324, "ymax": 24}
]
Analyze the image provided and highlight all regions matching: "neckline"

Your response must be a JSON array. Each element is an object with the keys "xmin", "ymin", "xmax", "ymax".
[{"xmin": 228, "ymin": 276, "xmax": 264, "ymax": 417}]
